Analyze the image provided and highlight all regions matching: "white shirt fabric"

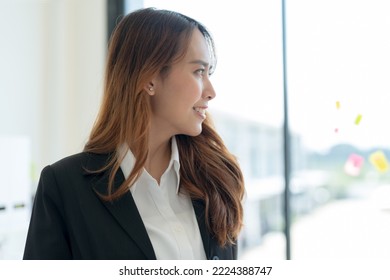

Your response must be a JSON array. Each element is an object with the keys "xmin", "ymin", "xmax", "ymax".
[{"xmin": 119, "ymin": 136, "xmax": 207, "ymax": 260}]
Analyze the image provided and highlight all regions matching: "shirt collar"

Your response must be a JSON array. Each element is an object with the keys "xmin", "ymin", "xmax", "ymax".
[
  {"xmin": 170, "ymin": 136, "xmax": 180, "ymax": 182},
  {"xmin": 119, "ymin": 136, "xmax": 181, "ymax": 194}
]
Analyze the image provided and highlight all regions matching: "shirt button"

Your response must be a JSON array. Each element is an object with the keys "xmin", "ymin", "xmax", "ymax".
[
  {"xmin": 212, "ymin": 255, "xmax": 219, "ymax": 260},
  {"xmin": 174, "ymin": 226, "xmax": 182, "ymax": 233}
]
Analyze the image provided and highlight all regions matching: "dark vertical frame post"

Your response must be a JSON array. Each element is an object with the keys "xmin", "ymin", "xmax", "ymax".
[
  {"xmin": 281, "ymin": 0, "xmax": 291, "ymax": 260},
  {"xmin": 107, "ymin": 0, "xmax": 125, "ymax": 40}
]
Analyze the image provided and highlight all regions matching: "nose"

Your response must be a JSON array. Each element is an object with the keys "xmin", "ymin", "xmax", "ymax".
[{"xmin": 203, "ymin": 78, "xmax": 216, "ymax": 100}]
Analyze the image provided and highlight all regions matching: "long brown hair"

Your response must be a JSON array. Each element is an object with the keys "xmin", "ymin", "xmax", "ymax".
[{"xmin": 84, "ymin": 8, "xmax": 244, "ymax": 246}]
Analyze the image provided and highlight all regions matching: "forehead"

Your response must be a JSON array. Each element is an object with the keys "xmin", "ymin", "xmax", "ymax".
[{"xmin": 184, "ymin": 29, "xmax": 212, "ymax": 63}]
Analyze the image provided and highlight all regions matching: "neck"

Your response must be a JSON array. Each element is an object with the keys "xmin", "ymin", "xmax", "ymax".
[{"xmin": 145, "ymin": 129, "xmax": 172, "ymax": 184}]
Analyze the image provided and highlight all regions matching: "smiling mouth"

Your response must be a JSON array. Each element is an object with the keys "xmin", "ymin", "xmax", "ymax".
[
  {"xmin": 193, "ymin": 107, "xmax": 207, "ymax": 119},
  {"xmin": 193, "ymin": 107, "xmax": 206, "ymax": 115}
]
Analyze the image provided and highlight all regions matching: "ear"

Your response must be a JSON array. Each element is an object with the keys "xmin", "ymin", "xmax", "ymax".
[{"xmin": 144, "ymin": 81, "xmax": 155, "ymax": 96}]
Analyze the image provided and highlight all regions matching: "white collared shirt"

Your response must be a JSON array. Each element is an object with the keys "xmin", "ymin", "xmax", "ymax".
[{"xmin": 119, "ymin": 136, "xmax": 206, "ymax": 260}]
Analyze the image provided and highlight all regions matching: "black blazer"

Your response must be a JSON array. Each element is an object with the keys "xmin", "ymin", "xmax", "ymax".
[{"xmin": 23, "ymin": 152, "xmax": 237, "ymax": 260}]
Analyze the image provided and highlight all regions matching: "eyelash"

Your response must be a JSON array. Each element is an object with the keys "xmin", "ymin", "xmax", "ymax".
[{"xmin": 195, "ymin": 68, "xmax": 212, "ymax": 77}]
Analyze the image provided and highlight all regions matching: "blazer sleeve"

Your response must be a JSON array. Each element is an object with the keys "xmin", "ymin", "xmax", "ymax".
[{"xmin": 23, "ymin": 165, "xmax": 72, "ymax": 259}]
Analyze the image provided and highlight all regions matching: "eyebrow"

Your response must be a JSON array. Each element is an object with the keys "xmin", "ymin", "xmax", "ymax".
[
  {"xmin": 188, "ymin": 59, "xmax": 210, "ymax": 67},
  {"xmin": 188, "ymin": 59, "xmax": 214, "ymax": 73}
]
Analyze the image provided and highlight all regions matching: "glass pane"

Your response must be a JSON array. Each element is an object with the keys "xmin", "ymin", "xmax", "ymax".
[
  {"xmin": 288, "ymin": 0, "xmax": 390, "ymax": 258},
  {"xmin": 139, "ymin": 0, "xmax": 286, "ymax": 259}
]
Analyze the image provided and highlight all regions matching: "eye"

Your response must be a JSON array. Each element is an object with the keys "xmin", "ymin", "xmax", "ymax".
[{"xmin": 195, "ymin": 68, "xmax": 206, "ymax": 76}]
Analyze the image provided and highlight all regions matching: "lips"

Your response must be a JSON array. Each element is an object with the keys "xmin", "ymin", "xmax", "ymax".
[
  {"xmin": 193, "ymin": 106, "xmax": 207, "ymax": 119},
  {"xmin": 193, "ymin": 107, "xmax": 206, "ymax": 114}
]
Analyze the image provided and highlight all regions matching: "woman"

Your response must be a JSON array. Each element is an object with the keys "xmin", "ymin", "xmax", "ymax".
[{"xmin": 23, "ymin": 8, "xmax": 245, "ymax": 260}]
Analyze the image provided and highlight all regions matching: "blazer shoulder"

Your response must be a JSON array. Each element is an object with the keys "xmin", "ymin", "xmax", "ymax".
[
  {"xmin": 46, "ymin": 152, "xmax": 89, "ymax": 176},
  {"xmin": 49, "ymin": 152, "xmax": 113, "ymax": 174},
  {"xmin": 37, "ymin": 152, "xmax": 114, "ymax": 202},
  {"xmin": 51, "ymin": 152, "xmax": 88, "ymax": 166}
]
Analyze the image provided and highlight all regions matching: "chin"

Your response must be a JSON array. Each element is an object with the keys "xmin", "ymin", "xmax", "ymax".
[
  {"xmin": 186, "ymin": 130, "xmax": 202, "ymax": 137},
  {"xmin": 184, "ymin": 126, "xmax": 203, "ymax": 137}
]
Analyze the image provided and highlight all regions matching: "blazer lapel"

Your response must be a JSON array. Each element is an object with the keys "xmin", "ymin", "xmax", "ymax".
[
  {"xmin": 192, "ymin": 199, "xmax": 211, "ymax": 259},
  {"xmin": 84, "ymin": 153, "xmax": 156, "ymax": 260}
]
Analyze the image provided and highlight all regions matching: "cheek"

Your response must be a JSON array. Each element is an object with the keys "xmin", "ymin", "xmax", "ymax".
[
  {"xmin": 155, "ymin": 78, "xmax": 202, "ymax": 112},
  {"xmin": 186, "ymin": 81, "xmax": 203, "ymax": 100},
  {"xmin": 172, "ymin": 85, "xmax": 201, "ymax": 107}
]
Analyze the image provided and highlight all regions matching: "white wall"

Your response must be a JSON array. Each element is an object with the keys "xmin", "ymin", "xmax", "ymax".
[{"xmin": 0, "ymin": 0, "xmax": 106, "ymax": 190}]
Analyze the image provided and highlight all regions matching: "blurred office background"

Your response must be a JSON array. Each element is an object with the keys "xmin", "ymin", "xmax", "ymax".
[{"xmin": 1, "ymin": 0, "xmax": 390, "ymax": 259}]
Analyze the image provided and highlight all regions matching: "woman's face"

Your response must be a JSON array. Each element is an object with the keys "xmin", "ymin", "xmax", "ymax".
[{"xmin": 149, "ymin": 29, "xmax": 216, "ymax": 138}]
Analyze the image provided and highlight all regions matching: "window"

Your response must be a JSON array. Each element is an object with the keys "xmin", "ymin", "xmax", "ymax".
[{"xmin": 136, "ymin": 0, "xmax": 286, "ymax": 259}]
